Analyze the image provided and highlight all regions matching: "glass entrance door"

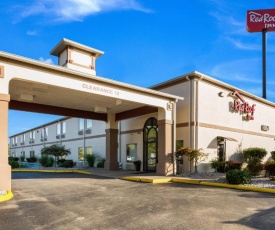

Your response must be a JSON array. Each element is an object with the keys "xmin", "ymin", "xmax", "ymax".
[{"xmin": 143, "ymin": 118, "xmax": 158, "ymax": 172}]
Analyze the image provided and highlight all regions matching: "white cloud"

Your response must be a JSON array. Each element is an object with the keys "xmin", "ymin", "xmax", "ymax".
[
  {"xmin": 27, "ymin": 30, "xmax": 37, "ymax": 36},
  {"xmin": 17, "ymin": 0, "xmax": 151, "ymax": 22},
  {"xmin": 225, "ymin": 37, "xmax": 261, "ymax": 51},
  {"xmin": 39, "ymin": 57, "xmax": 54, "ymax": 64},
  {"xmin": 211, "ymin": 58, "xmax": 262, "ymax": 83}
]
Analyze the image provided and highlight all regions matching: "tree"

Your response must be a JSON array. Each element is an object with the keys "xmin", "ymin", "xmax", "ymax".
[
  {"xmin": 41, "ymin": 144, "xmax": 71, "ymax": 167},
  {"xmin": 176, "ymin": 147, "xmax": 208, "ymax": 173}
]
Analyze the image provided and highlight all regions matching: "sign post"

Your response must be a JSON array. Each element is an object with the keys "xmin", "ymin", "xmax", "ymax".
[{"xmin": 247, "ymin": 9, "xmax": 275, "ymax": 99}]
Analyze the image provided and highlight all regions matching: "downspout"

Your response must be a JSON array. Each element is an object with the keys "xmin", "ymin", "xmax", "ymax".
[
  {"xmin": 173, "ymin": 100, "xmax": 178, "ymax": 176},
  {"xmin": 186, "ymin": 76, "xmax": 193, "ymax": 173},
  {"xmin": 118, "ymin": 121, "xmax": 122, "ymax": 168},
  {"xmin": 195, "ymin": 75, "xmax": 203, "ymax": 150}
]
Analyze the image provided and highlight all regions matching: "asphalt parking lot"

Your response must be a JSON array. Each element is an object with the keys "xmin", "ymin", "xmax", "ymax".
[{"xmin": 0, "ymin": 172, "xmax": 275, "ymax": 230}]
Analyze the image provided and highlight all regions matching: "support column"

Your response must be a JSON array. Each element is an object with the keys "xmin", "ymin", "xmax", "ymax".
[
  {"xmin": 104, "ymin": 113, "xmax": 119, "ymax": 170},
  {"xmin": 0, "ymin": 93, "xmax": 11, "ymax": 190},
  {"xmin": 157, "ymin": 119, "xmax": 173, "ymax": 176}
]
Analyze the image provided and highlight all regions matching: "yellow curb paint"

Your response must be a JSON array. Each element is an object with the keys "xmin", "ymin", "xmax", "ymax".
[
  {"xmin": 199, "ymin": 181, "xmax": 237, "ymax": 189},
  {"xmin": 0, "ymin": 190, "xmax": 13, "ymax": 203},
  {"xmin": 140, "ymin": 178, "xmax": 154, "ymax": 183},
  {"xmin": 121, "ymin": 177, "xmax": 141, "ymax": 182},
  {"xmin": 151, "ymin": 178, "xmax": 172, "ymax": 183},
  {"xmin": 172, "ymin": 178, "xmax": 201, "ymax": 184},
  {"xmin": 236, "ymin": 185, "xmax": 275, "ymax": 194},
  {"xmin": 12, "ymin": 169, "xmax": 91, "ymax": 175}
]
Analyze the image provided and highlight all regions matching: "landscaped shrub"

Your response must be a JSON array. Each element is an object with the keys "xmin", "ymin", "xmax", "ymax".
[
  {"xmin": 225, "ymin": 160, "xmax": 242, "ymax": 172},
  {"xmin": 9, "ymin": 161, "xmax": 19, "ymax": 169},
  {"xmin": 97, "ymin": 158, "xmax": 105, "ymax": 168},
  {"xmin": 210, "ymin": 158, "xmax": 223, "ymax": 172},
  {"xmin": 8, "ymin": 156, "xmax": 14, "ymax": 161},
  {"xmin": 86, "ymin": 154, "xmax": 98, "ymax": 167},
  {"xmin": 39, "ymin": 156, "xmax": 54, "ymax": 167},
  {"xmin": 247, "ymin": 162, "xmax": 264, "ymax": 176},
  {"xmin": 27, "ymin": 157, "xmax": 38, "ymax": 163},
  {"xmin": 60, "ymin": 160, "xmax": 74, "ymax": 168},
  {"xmin": 271, "ymin": 151, "xmax": 275, "ymax": 161},
  {"xmin": 13, "ymin": 157, "xmax": 19, "ymax": 162},
  {"xmin": 20, "ymin": 155, "xmax": 25, "ymax": 162},
  {"xmin": 226, "ymin": 169, "xmax": 251, "ymax": 185},
  {"xmin": 264, "ymin": 160, "xmax": 275, "ymax": 177},
  {"xmin": 243, "ymin": 147, "xmax": 267, "ymax": 164}
]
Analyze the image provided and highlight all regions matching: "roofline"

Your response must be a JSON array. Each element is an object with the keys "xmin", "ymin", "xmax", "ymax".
[
  {"xmin": 150, "ymin": 70, "xmax": 275, "ymax": 108},
  {"xmin": 9, "ymin": 117, "xmax": 70, "ymax": 138},
  {"xmin": 50, "ymin": 38, "xmax": 104, "ymax": 57},
  {"xmin": 0, "ymin": 51, "xmax": 183, "ymax": 102}
]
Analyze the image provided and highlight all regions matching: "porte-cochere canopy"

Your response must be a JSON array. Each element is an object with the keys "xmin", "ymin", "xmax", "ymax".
[{"xmin": 0, "ymin": 39, "xmax": 183, "ymax": 191}]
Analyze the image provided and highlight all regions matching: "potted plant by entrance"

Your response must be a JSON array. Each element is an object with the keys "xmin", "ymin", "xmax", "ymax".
[{"xmin": 133, "ymin": 160, "xmax": 141, "ymax": 171}]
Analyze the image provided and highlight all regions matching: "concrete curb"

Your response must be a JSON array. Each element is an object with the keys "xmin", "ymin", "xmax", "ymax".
[
  {"xmin": 12, "ymin": 169, "xmax": 92, "ymax": 175},
  {"xmin": 0, "ymin": 190, "xmax": 13, "ymax": 203},
  {"xmin": 121, "ymin": 177, "xmax": 275, "ymax": 194}
]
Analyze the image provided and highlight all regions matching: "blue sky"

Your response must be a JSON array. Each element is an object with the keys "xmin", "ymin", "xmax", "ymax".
[{"xmin": 1, "ymin": 0, "xmax": 274, "ymax": 136}]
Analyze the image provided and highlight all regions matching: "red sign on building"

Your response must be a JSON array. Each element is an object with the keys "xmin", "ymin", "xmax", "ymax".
[
  {"xmin": 247, "ymin": 9, "xmax": 275, "ymax": 32},
  {"xmin": 231, "ymin": 91, "xmax": 256, "ymax": 120}
]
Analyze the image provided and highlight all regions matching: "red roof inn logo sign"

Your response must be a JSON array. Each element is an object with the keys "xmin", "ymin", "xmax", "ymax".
[
  {"xmin": 231, "ymin": 91, "xmax": 256, "ymax": 121},
  {"xmin": 247, "ymin": 9, "xmax": 275, "ymax": 32}
]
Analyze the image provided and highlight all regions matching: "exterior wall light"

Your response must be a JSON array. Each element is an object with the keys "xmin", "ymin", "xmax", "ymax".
[{"xmin": 218, "ymin": 92, "xmax": 226, "ymax": 97}]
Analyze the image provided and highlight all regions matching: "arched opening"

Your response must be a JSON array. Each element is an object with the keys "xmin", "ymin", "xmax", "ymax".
[{"xmin": 143, "ymin": 117, "xmax": 158, "ymax": 172}]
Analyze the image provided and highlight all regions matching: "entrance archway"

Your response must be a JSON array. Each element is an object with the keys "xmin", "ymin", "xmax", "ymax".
[{"xmin": 143, "ymin": 117, "xmax": 158, "ymax": 172}]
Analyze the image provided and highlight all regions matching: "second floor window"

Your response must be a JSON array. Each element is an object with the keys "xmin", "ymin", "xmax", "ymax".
[
  {"xmin": 41, "ymin": 127, "xmax": 48, "ymax": 138},
  {"xmin": 21, "ymin": 134, "xmax": 25, "ymax": 144},
  {"xmin": 29, "ymin": 131, "xmax": 35, "ymax": 141},
  {"xmin": 79, "ymin": 119, "xmax": 92, "ymax": 130},
  {"xmin": 57, "ymin": 122, "xmax": 66, "ymax": 135}
]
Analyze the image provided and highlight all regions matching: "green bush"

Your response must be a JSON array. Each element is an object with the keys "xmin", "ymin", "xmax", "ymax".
[
  {"xmin": 86, "ymin": 154, "xmax": 98, "ymax": 167},
  {"xmin": 60, "ymin": 160, "xmax": 74, "ymax": 168},
  {"xmin": 225, "ymin": 160, "xmax": 242, "ymax": 172},
  {"xmin": 39, "ymin": 156, "xmax": 54, "ymax": 167},
  {"xmin": 243, "ymin": 147, "xmax": 267, "ymax": 164},
  {"xmin": 9, "ymin": 161, "xmax": 20, "ymax": 169},
  {"xmin": 271, "ymin": 151, "xmax": 275, "ymax": 161},
  {"xmin": 20, "ymin": 155, "xmax": 25, "ymax": 162},
  {"xmin": 13, "ymin": 157, "xmax": 19, "ymax": 162},
  {"xmin": 247, "ymin": 162, "xmax": 264, "ymax": 176},
  {"xmin": 97, "ymin": 158, "xmax": 105, "ymax": 168},
  {"xmin": 264, "ymin": 160, "xmax": 275, "ymax": 177},
  {"xmin": 210, "ymin": 158, "xmax": 223, "ymax": 172},
  {"xmin": 27, "ymin": 157, "xmax": 37, "ymax": 163},
  {"xmin": 226, "ymin": 169, "xmax": 251, "ymax": 185},
  {"xmin": 8, "ymin": 156, "xmax": 14, "ymax": 161}
]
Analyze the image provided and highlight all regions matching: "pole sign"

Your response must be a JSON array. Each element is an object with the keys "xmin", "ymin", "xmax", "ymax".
[{"xmin": 247, "ymin": 9, "xmax": 275, "ymax": 32}]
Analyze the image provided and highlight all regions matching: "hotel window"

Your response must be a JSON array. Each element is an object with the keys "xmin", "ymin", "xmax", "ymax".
[
  {"xmin": 21, "ymin": 134, "xmax": 25, "ymax": 145},
  {"xmin": 30, "ymin": 150, "xmax": 35, "ymax": 158},
  {"xmin": 79, "ymin": 119, "xmax": 85, "ymax": 130},
  {"xmin": 29, "ymin": 131, "xmax": 35, "ymax": 143},
  {"xmin": 79, "ymin": 119, "xmax": 92, "ymax": 130},
  {"xmin": 15, "ymin": 136, "xmax": 18, "ymax": 146},
  {"xmin": 126, "ymin": 144, "xmax": 137, "ymax": 162},
  {"xmin": 78, "ymin": 119, "xmax": 92, "ymax": 135},
  {"xmin": 78, "ymin": 146, "xmax": 92, "ymax": 161},
  {"xmin": 57, "ymin": 122, "xmax": 66, "ymax": 138},
  {"xmin": 11, "ymin": 137, "xmax": 14, "ymax": 146},
  {"xmin": 41, "ymin": 127, "xmax": 48, "ymax": 141}
]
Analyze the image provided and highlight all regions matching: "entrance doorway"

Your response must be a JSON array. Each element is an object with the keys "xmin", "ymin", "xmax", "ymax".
[{"xmin": 143, "ymin": 117, "xmax": 158, "ymax": 172}]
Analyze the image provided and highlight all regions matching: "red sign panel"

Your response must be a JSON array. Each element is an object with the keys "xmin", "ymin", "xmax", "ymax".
[
  {"xmin": 247, "ymin": 9, "xmax": 275, "ymax": 32},
  {"xmin": 231, "ymin": 91, "xmax": 256, "ymax": 120}
]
